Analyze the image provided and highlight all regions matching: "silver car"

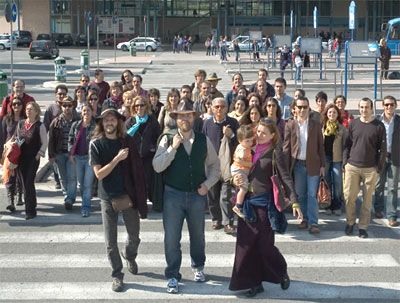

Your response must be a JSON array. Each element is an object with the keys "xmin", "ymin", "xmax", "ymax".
[
  {"xmin": 0, "ymin": 34, "xmax": 17, "ymax": 50},
  {"xmin": 117, "ymin": 37, "xmax": 161, "ymax": 52}
]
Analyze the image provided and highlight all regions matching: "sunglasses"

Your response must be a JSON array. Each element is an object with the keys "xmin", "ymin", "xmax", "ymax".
[
  {"xmin": 81, "ymin": 79, "xmax": 89, "ymax": 83},
  {"xmin": 134, "ymin": 104, "xmax": 146, "ymax": 108},
  {"xmin": 62, "ymin": 104, "xmax": 73, "ymax": 108},
  {"xmin": 296, "ymin": 105, "xmax": 309, "ymax": 110},
  {"xmin": 384, "ymin": 103, "xmax": 395, "ymax": 107},
  {"xmin": 12, "ymin": 102, "xmax": 22, "ymax": 106}
]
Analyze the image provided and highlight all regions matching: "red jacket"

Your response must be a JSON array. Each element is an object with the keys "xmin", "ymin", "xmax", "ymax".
[{"xmin": 0, "ymin": 93, "xmax": 35, "ymax": 119}]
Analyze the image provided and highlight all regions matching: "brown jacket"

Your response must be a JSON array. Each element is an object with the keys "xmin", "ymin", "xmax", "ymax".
[{"xmin": 283, "ymin": 117, "xmax": 325, "ymax": 176}]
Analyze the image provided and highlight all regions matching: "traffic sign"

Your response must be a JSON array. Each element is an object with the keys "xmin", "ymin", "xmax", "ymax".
[
  {"xmin": 349, "ymin": 1, "xmax": 356, "ymax": 30},
  {"xmin": 11, "ymin": 3, "xmax": 17, "ymax": 23},
  {"xmin": 313, "ymin": 6, "xmax": 318, "ymax": 29},
  {"xmin": 84, "ymin": 11, "xmax": 93, "ymax": 25},
  {"xmin": 4, "ymin": 3, "xmax": 11, "ymax": 23}
]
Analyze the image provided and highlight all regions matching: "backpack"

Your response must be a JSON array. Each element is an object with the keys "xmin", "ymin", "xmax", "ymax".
[{"xmin": 152, "ymin": 130, "xmax": 177, "ymax": 212}]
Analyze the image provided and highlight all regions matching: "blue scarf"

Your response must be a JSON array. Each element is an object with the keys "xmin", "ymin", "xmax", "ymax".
[{"xmin": 127, "ymin": 114, "xmax": 148, "ymax": 137}]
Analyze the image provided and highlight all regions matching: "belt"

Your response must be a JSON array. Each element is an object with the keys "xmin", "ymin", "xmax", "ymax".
[{"xmin": 296, "ymin": 159, "xmax": 306, "ymax": 166}]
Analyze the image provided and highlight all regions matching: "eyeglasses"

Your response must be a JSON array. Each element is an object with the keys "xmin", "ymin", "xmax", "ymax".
[
  {"xmin": 267, "ymin": 104, "xmax": 276, "ymax": 108},
  {"xmin": 12, "ymin": 102, "xmax": 22, "ymax": 106},
  {"xmin": 134, "ymin": 104, "xmax": 146, "ymax": 108},
  {"xmin": 62, "ymin": 104, "xmax": 73, "ymax": 108},
  {"xmin": 213, "ymin": 105, "xmax": 225, "ymax": 109},
  {"xmin": 384, "ymin": 103, "xmax": 395, "ymax": 107},
  {"xmin": 296, "ymin": 105, "xmax": 309, "ymax": 110}
]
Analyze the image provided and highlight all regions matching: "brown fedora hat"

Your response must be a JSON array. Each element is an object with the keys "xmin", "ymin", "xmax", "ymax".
[
  {"xmin": 169, "ymin": 99, "xmax": 197, "ymax": 119},
  {"xmin": 207, "ymin": 72, "xmax": 222, "ymax": 81}
]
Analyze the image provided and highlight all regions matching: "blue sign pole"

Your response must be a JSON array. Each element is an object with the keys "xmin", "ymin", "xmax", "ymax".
[
  {"xmin": 374, "ymin": 59, "xmax": 378, "ymax": 100},
  {"xmin": 313, "ymin": 6, "xmax": 318, "ymax": 38},
  {"xmin": 344, "ymin": 41, "xmax": 349, "ymax": 99}
]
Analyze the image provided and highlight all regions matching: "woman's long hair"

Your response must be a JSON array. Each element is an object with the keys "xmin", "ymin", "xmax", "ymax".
[
  {"xmin": 322, "ymin": 103, "xmax": 343, "ymax": 127},
  {"xmin": 239, "ymin": 104, "xmax": 264, "ymax": 126}
]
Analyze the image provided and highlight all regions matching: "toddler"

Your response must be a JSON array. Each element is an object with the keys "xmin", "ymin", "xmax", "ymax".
[{"xmin": 231, "ymin": 125, "xmax": 254, "ymax": 219}]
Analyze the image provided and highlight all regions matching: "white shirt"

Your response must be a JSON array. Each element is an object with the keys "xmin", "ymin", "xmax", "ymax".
[
  {"xmin": 382, "ymin": 114, "xmax": 394, "ymax": 153},
  {"xmin": 297, "ymin": 118, "xmax": 308, "ymax": 160}
]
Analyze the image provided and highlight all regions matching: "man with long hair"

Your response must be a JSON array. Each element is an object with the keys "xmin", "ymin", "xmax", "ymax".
[{"xmin": 89, "ymin": 108, "xmax": 147, "ymax": 292}]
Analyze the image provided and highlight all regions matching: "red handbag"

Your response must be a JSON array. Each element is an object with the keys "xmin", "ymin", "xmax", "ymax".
[
  {"xmin": 317, "ymin": 177, "xmax": 331, "ymax": 208},
  {"xmin": 6, "ymin": 137, "xmax": 25, "ymax": 167},
  {"xmin": 271, "ymin": 150, "xmax": 290, "ymax": 212}
]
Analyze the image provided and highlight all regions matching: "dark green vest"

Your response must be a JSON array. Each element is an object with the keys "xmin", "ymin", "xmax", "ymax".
[{"xmin": 165, "ymin": 132, "xmax": 207, "ymax": 192}]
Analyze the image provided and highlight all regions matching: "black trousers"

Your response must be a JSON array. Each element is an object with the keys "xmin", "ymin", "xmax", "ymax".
[{"xmin": 18, "ymin": 156, "xmax": 40, "ymax": 216}]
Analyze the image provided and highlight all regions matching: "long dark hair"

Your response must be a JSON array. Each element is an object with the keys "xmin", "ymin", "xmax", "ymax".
[
  {"xmin": 239, "ymin": 104, "xmax": 264, "ymax": 126},
  {"xmin": 322, "ymin": 103, "xmax": 343, "ymax": 127},
  {"xmin": 5, "ymin": 97, "xmax": 25, "ymax": 123},
  {"xmin": 92, "ymin": 116, "xmax": 126, "ymax": 140},
  {"xmin": 263, "ymin": 97, "xmax": 282, "ymax": 121}
]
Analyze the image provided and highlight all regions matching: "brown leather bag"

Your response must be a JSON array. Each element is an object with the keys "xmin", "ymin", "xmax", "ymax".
[
  {"xmin": 111, "ymin": 194, "xmax": 133, "ymax": 212},
  {"xmin": 317, "ymin": 177, "xmax": 331, "ymax": 208}
]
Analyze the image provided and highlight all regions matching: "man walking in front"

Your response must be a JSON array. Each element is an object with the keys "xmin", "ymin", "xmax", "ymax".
[
  {"xmin": 343, "ymin": 97, "xmax": 386, "ymax": 238},
  {"xmin": 90, "ymin": 108, "xmax": 147, "ymax": 292},
  {"xmin": 153, "ymin": 100, "xmax": 220, "ymax": 294},
  {"xmin": 374, "ymin": 95, "xmax": 399, "ymax": 227}
]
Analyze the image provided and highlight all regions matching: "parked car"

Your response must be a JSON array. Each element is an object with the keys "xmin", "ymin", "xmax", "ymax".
[
  {"xmin": 0, "ymin": 34, "xmax": 17, "ymax": 50},
  {"xmin": 36, "ymin": 33, "xmax": 52, "ymax": 41},
  {"xmin": 117, "ymin": 37, "xmax": 161, "ymax": 52},
  {"xmin": 52, "ymin": 33, "xmax": 74, "ymax": 46},
  {"xmin": 29, "ymin": 40, "xmax": 59, "ymax": 59},
  {"xmin": 102, "ymin": 35, "xmax": 132, "ymax": 46},
  {"xmin": 12, "ymin": 30, "xmax": 32, "ymax": 47},
  {"xmin": 75, "ymin": 34, "xmax": 95, "ymax": 46}
]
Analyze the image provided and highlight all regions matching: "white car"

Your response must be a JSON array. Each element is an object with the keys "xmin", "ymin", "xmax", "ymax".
[
  {"xmin": 0, "ymin": 34, "xmax": 17, "ymax": 50},
  {"xmin": 117, "ymin": 37, "xmax": 161, "ymax": 52}
]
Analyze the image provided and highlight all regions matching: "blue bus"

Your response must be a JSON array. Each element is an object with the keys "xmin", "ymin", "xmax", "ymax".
[{"xmin": 382, "ymin": 18, "xmax": 400, "ymax": 55}]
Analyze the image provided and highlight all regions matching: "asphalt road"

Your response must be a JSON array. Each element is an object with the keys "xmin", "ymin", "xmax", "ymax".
[{"xmin": 0, "ymin": 47, "xmax": 399, "ymax": 302}]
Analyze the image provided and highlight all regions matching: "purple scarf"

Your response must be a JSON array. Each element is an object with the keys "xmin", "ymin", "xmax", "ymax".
[{"xmin": 253, "ymin": 141, "xmax": 272, "ymax": 164}]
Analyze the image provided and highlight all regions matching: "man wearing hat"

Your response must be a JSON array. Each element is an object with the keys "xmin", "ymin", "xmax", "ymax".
[
  {"xmin": 153, "ymin": 100, "xmax": 220, "ymax": 294},
  {"xmin": 207, "ymin": 73, "xmax": 224, "ymax": 100},
  {"xmin": 90, "ymin": 108, "xmax": 147, "ymax": 292},
  {"xmin": 48, "ymin": 96, "xmax": 78, "ymax": 209}
]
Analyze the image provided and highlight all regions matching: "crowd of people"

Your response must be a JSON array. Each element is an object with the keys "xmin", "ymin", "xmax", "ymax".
[{"xmin": 0, "ymin": 66, "xmax": 398, "ymax": 296}]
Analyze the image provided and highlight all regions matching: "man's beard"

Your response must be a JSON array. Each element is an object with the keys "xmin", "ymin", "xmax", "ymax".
[
  {"xmin": 179, "ymin": 121, "xmax": 192, "ymax": 132},
  {"xmin": 105, "ymin": 124, "xmax": 117, "ymax": 134}
]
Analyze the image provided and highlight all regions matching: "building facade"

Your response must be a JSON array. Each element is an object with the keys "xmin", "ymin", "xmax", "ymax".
[{"xmin": 0, "ymin": 0, "xmax": 399, "ymax": 43}]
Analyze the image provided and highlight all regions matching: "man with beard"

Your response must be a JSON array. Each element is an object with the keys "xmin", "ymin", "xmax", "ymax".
[
  {"xmin": 153, "ymin": 100, "xmax": 220, "ymax": 294},
  {"xmin": 89, "ymin": 108, "xmax": 147, "ymax": 292}
]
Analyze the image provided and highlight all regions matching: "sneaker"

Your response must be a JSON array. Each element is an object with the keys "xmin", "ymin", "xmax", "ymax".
[
  {"xmin": 359, "ymin": 229, "xmax": 368, "ymax": 238},
  {"xmin": 55, "ymin": 183, "xmax": 61, "ymax": 190},
  {"xmin": 81, "ymin": 210, "xmax": 90, "ymax": 218},
  {"xmin": 232, "ymin": 205, "xmax": 245, "ymax": 219},
  {"xmin": 121, "ymin": 251, "xmax": 138, "ymax": 275},
  {"xmin": 193, "ymin": 269, "xmax": 206, "ymax": 282},
  {"xmin": 111, "ymin": 277, "xmax": 124, "ymax": 292},
  {"xmin": 166, "ymin": 278, "xmax": 179, "ymax": 294}
]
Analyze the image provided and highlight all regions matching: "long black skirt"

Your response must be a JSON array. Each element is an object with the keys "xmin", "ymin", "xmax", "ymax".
[{"xmin": 229, "ymin": 206, "xmax": 287, "ymax": 291}]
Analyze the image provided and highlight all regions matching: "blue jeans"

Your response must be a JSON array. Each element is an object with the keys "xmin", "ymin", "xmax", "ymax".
[
  {"xmin": 324, "ymin": 156, "xmax": 343, "ymax": 211},
  {"xmin": 374, "ymin": 159, "xmax": 399, "ymax": 220},
  {"xmin": 295, "ymin": 65, "xmax": 301, "ymax": 80},
  {"xmin": 74, "ymin": 155, "xmax": 94, "ymax": 212},
  {"xmin": 335, "ymin": 51, "xmax": 341, "ymax": 68},
  {"xmin": 293, "ymin": 161, "xmax": 320, "ymax": 226},
  {"xmin": 163, "ymin": 185, "xmax": 207, "ymax": 280},
  {"xmin": 55, "ymin": 153, "xmax": 77, "ymax": 203}
]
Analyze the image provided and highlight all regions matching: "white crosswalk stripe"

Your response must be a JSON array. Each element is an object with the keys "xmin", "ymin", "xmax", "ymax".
[{"xmin": 1, "ymin": 192, "xmax": 399, "ymax": 301}]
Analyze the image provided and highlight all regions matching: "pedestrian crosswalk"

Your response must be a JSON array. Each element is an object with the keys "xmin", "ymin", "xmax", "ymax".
[{"xmin": 0, "ymin": 186, "xmax": 399, "ymax": 302}]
